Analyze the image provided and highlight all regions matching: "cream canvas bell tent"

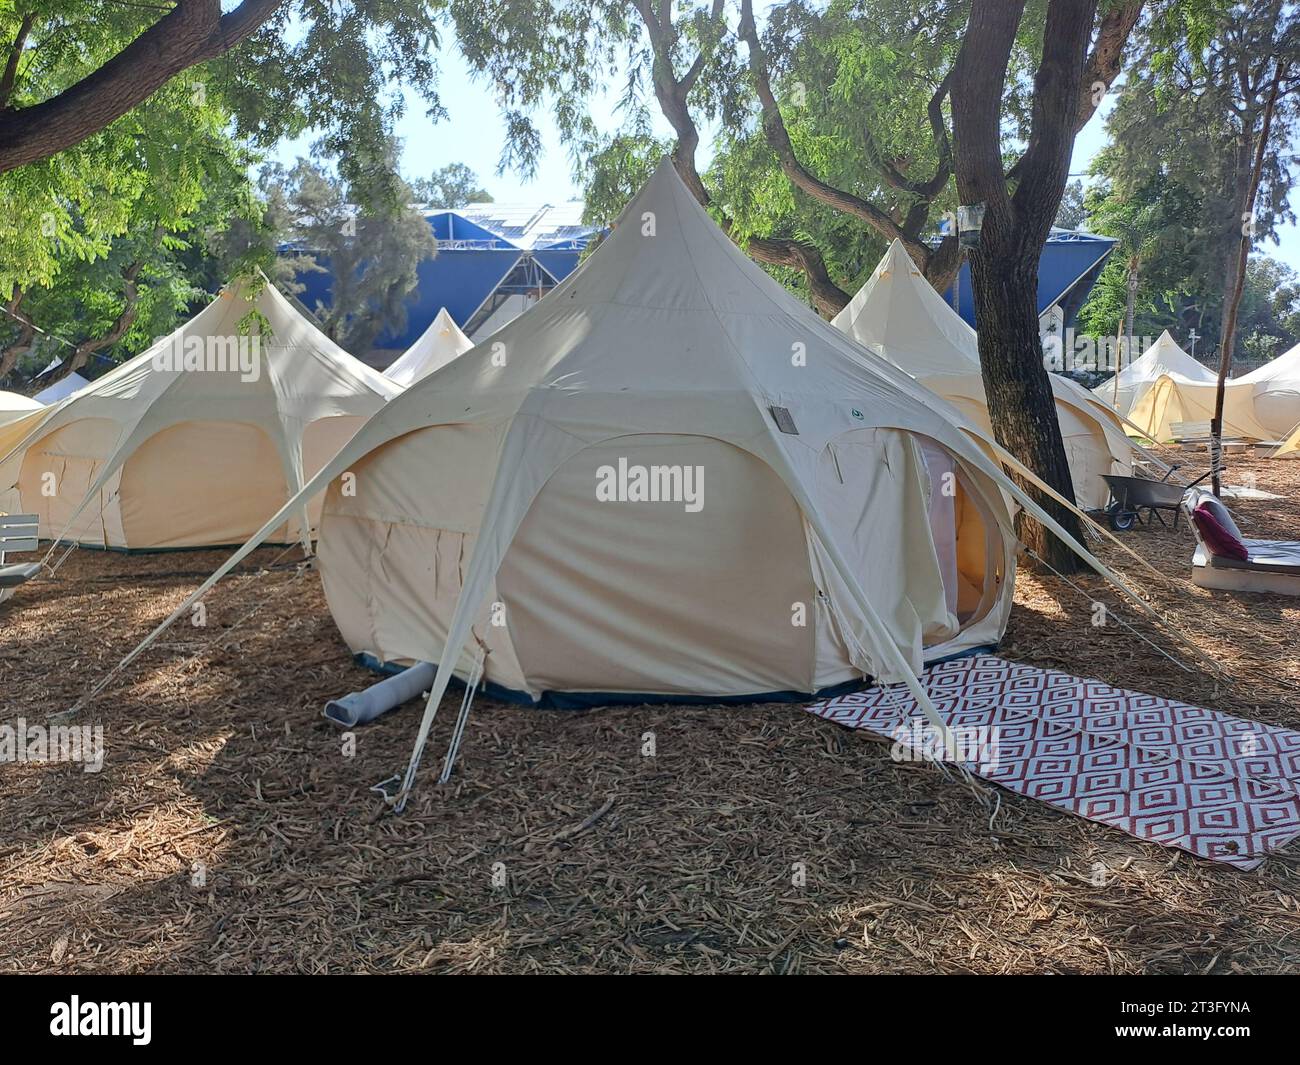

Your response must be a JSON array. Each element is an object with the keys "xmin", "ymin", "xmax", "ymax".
[
  {"xmin": 383, "ymin": 307, "xmax": 473, "ymax": 387},
  {"xmin": 1093, "ymin": 330, "xmax": 1215, "ymax": 416},
  {"xmin": 0, "ymin": 276, "xmax": 400, "ymax": 549},
  {"xmin": 177, "ymin": 161, "xmax": 1081, "ymax": 709},
  {"xmin": 119, "ymin": 160, "xmax": 1153, "ymax": 805},
  {"xmin": 832, "ymin": 240, "xmax": 1136, "ymax": 510}
]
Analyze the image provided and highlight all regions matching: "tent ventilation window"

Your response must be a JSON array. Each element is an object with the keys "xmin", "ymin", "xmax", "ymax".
[{"xmin": 769, "ymin": 406, "xmax": 799, "ymax": 434}]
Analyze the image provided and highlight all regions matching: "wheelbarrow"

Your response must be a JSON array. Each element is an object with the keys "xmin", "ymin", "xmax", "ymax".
[{"xmin": 1101, "ymin": 466, "xmax": 1212, "ymax": 531}]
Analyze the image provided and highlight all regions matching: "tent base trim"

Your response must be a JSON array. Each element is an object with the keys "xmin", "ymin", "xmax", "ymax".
[
  {"xmin": 35, "ymin": 539, "xmax": 310, "ymax": 555},
  {"xmin": 352, "ymin": 645, "xmax": 999, "ymax": 711}
]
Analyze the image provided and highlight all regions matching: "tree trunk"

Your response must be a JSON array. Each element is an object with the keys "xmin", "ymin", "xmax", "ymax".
[
  {"xmin": 1212, "ymin": 60, "xmax": 1284, "ymax": 494},
  {"xmin": 952, "ymin": 0, "xmax": 1101, "ymax": 574},
  {"xmin": 1124, "ymin": 255, "xmax": 1139, "ymax": 369},
  {"xmin": 968, "ymin": 220, "xmax": 1083, "ymax": 569},
  {"xmin": 1112, "ymin": 316, "xmax": 1124, "ymax": 406}
]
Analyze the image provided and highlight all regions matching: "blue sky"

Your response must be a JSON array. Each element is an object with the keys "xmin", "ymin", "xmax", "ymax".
[{"xmin": 276, "ymin": 38, "xmax": 1300, "ymax": 275}]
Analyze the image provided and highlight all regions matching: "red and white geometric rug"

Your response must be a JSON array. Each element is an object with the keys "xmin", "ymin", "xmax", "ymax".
[{"xmin": 807, "ymin": 654, "xmax": 1300, "ymax": 869}]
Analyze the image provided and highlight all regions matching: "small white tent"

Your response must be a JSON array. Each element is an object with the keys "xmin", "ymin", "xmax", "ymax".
[
  {"xmin": 0, "ymin": 277, "xmax": 400, "ymax": 549},
  {"xmin": 32, "ymin": 359, "xmax": 91, "ymax": 404},
  {"xmin": 0, "ymin": 391, "xmax": 41, "ymax": 417},
  {"xmin": 832, "ymin": 240, "xmax": 1136, "ymax": 510},
  {"xmin": 1094, "ymin": 330, "xmax": 1215, "ymax": 416},
  {"xmin": 383, "ymin": 307, "xmax": 473, "ymax": 387}
]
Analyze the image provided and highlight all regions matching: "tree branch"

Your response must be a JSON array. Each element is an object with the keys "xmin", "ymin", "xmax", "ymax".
[
  {"xmin": 1010, "ymin": 0, "xmax": 1099, "ymax": 241},
  {"xmin": 951, "ymin": 0, "xmax": 1024, "ymax": 229},
  {"xmin": 0, "ymin": 0, "xmax": 283, "ymax": 174},
  {"xmin": 632, "ymin": 0, "xmax": 849, "ymax": 314},
  {"xmin": 35, "ymin": 259, "xmax": 146, "ymax": 388},
  {"xmin": 745, "ymin": 234, "xmax": 849, "ymax": 317},
  {"xmin": 736, "ymin": 0, "xmax": 962, "ymax": 294},
  {"xmin": 1075, "ymin": 1, "xmax": 1144, "ymax": 132},
  {"xmin": 865, "ymin": 68, "xmax": 954, "ymax": 203},
  {"xmin": 737, "ymin": 0, "xmax": 907, "ymax": 242},
  {"xmin": 0, "ymin": 286, "xmax": 36, "ymax": 380},
  {"xmin": 680, "ymin": 0, "xmax": 724, "ymax": 95},
  {"xmin": 0, "ymin": 11, "xmax": 36, "ymax": 112}
]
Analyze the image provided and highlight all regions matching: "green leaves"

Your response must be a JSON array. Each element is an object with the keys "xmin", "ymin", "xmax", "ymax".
[{"xmin": 1079, "ymin": 0, "xmax": 1300, "ymax": 352}]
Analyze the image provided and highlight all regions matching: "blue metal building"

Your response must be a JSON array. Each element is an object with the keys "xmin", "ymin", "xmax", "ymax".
[
  {"xmin": 941, "ymin": 227, "xmax": 1117, "ymax": 328},
  {"xmin": 295, "ymin": 208, "xmax": 1112, "ymax": 360},
  {"xmin": 294, "ymin": 202, "xmax": 599, "ymax": 355}
]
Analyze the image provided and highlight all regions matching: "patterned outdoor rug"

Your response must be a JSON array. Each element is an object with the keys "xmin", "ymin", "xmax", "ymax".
[{"xmin": 807, "ymin": 654, "xmax": 1300, "ymax": 869}]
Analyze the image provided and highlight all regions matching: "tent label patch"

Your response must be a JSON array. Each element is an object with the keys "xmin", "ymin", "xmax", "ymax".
[{"xmin": 769, "ymin": 406, "xmax": 799, "ymax": 434}]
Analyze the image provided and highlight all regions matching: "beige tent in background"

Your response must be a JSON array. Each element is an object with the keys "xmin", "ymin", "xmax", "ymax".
[
  {"xmin": 1128, "ymin": 342, "xmax": 1300, "ymax": 444},
  {"xmin": 1235, "ymin": 342, "xmax": 1300, "ymax": 438},
  {"xmin": 0, "ymin": 392, "xmax": 43, "ymax": 513},
  {"xmin": 0, "ymin": 276, "xmax": 399, "ymax": 549},
  {"xmin": 1093, "ymin": 330, "xmax": 1216, "ymax": 416},
  {"xmin": 1276, "ymin": 421, "xmax": 1300, "ymax": 458},
  {"xmin": 382, "ymin": 307, "xmax": 473, "ymax": 387},
  {"xmin": 832, "ymin": 240, "xmax": 1136, "ymax": 510},
  {"xmin": 1127, "ymin": 372, "xmax": 1275, "ymax": 443}
]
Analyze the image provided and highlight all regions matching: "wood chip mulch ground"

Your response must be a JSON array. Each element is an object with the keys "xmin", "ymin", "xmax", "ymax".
[{"xmin": 2, "ymin": 453, "xmax": 1299, "ymax": 974}]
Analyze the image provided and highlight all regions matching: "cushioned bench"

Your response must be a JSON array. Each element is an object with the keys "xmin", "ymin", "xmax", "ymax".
[{"xmin": 1185, "ymin": 491, "xmax": 1300, "ymax": 596}]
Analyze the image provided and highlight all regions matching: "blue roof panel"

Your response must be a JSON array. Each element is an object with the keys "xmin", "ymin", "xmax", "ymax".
[{"xmin": 940, "ymin": 231, "xmax": 1116, "ymax": 324}]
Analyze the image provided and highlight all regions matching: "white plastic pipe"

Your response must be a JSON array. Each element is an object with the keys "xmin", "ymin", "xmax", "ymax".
[{"xmin": 323, "ymin": 662, "xmax": 437, "ymax": 728}]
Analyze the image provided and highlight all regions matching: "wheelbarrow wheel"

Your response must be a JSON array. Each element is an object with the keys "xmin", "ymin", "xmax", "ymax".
[{"xmin": 1108, "ymin": 509, "xmax": 1138, "ymax": 532}]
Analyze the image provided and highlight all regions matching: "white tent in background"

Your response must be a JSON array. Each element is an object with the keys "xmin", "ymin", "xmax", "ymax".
[
  {"xmin": 33, "ymin": 359, "xmax": 90, "ymax": 404},
  {"xmin": 0, "ymin": 390, "xmax": 41, "ymax": 421},
  {"xmin": 1094, "ymin": 330, "xmax": 1216, "ymax": 416},
  {"xmin": 1127, "ymin": 372, "xmax": 1275, "ymax": 443},
  {"xmin": 832, "ymin": 240, "xmax": 1136, "ymax": 510},
  {"xmin": 0, "ymin": 276, "xmax": 399, "ymax": 550},
  {"xmin": 0, "ymin": 392, "xmax": 43, "ymax": 512},
  {"xmin": 383, "ymin": 307, "xmax": 472, "ymax": 387},
  {"xmin": 1128, "ymin": 341, "xmax": 1300, "ymax": 443},
  {"xmin": 1234, "ymin": 341, "xmax": 1300, "ymax": 438}
]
